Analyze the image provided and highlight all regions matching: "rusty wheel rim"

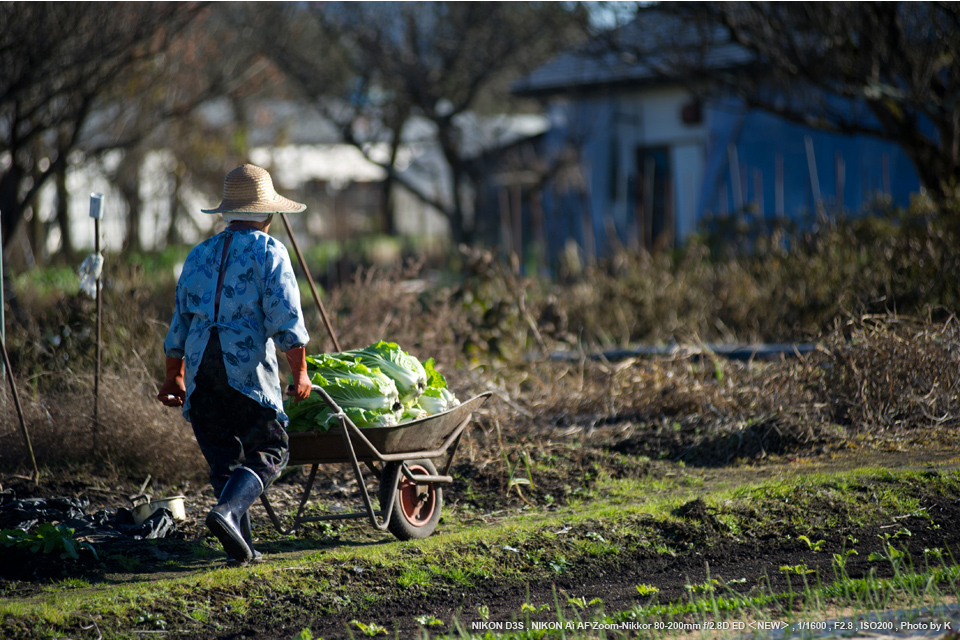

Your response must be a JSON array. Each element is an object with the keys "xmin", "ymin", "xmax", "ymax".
[{"xmin": 397, "ymin": 464, "xmax": 436, "ymax": 526}]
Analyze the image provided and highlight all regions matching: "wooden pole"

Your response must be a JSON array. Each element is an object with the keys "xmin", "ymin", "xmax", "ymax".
[
  {"xmin": 0, "ymin": 333, "xmax": 39, "ymax": 480},
  {"xmin": 279, "ymin": 212, "xmax": 342, "ymax": 353}
]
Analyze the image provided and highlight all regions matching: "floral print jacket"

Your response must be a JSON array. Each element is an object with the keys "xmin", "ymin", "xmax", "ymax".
[{"xmin": 164, "ymin": 228, "xmax": 310, "ymax": 424}]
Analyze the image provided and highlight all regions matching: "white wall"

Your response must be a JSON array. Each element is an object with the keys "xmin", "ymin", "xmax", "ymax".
[{"xmin": 606, "ymin": 86, "xmax": 707, "ymax": 246}]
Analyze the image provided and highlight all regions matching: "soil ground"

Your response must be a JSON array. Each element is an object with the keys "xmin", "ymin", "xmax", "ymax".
[{"xmin": 3, "ymin": 442, "xmax": 960, "ymax": 640}]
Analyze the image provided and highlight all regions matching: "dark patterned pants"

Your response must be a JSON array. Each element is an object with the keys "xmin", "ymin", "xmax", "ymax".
[{"xmin": 188, "ymin": 329, "xmax": 289, "ymax": 497}]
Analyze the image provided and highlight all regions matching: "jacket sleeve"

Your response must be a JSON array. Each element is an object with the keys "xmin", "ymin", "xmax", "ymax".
[{"xmin": 163, "ymin": 277, "xmax": 192, "ymax": 359}]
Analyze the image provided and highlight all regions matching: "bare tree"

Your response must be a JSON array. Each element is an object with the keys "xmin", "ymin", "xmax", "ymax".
[
  {"xmin": 0, "ymin": 2, "xmax": 204, "ymax": 254},
  {"xmin": 642, "ymin": 2, "xmax": 960, "ymax": 202},
  {"xmin": 256, "ymin": 2, "xmax": 586, "ymax": 244}
]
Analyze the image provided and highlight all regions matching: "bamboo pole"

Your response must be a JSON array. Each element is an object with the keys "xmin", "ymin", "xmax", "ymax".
[
  {"xmin": 0, "ymin": 333, "xmax": 39, "ymax": 480},
  {"xmin": 279, "ymin": 212, "xmax": 341, "ymax": 353}
]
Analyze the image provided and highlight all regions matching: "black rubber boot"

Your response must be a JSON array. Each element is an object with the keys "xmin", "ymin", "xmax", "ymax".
[
  {"xmin": 239, "ymin": 511, "xmax": 263, "ymax": 563},
  {"xmin": 206, "ymin": 468, "xmax": 262, "ymax": 563}
]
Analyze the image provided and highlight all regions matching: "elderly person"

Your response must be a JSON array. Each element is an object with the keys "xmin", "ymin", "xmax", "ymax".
[{"xmin": 158, "ymin": 164, "xmax": 312, "ymax": 564}]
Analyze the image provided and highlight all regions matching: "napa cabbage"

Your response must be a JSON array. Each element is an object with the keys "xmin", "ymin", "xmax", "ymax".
[
  {"xmin": 336, "ymin": 341, "xmax": 427, "ymax": 405},
  {"xmin": 285, "ymin": 354, "xmax": 401, "ymax": 432},
  {"xmin": 286, "ymin": 346, "xmax": 460, "ymax": 433}
]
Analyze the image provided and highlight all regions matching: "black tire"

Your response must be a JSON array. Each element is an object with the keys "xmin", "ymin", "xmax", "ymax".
[{"xmin": 378, "ymin": 458, "xmax": 442, "ymax": 540}]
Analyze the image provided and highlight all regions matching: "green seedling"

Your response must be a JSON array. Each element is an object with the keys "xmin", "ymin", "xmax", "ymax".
[
  {"xmin": 521, "ymin": 603, "xmax": 551, "ymax": 613},
  {"xmin": 414, "ymin": 615, "xmax": 444, "ymax": 627},
  {"xmin": 636, "ymin": 584, "xmax": 660, "ymax": 596},
  {"xmin": 685, "ymin": 579, "xmax": 720, "ymax": 593},
  {"xmin": 548, "ymin": 555, "xmax": 569, "ymax": 574},
  {"xmin": 869, "ymin": 547, "xmax": 905, "ymax": 562},
  {"xmin": 350, "ymin": 620, "xmax": 387, "ymax": 636},
  {"xmin": 798, "ymin": 535, "xmax": 826, "ymax": 552},
  {"xmin": 833, "ymin": 549, "xmax": 858, "ymax": 570},
  {"xmin": 779, "ymin": 564, "xmax": 815, "ymax": 575}
]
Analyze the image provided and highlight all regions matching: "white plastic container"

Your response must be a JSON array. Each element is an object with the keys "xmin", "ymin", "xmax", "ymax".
[{"xmin": 131, "ymin": 496, "xmax": 186, "ymax": 525}]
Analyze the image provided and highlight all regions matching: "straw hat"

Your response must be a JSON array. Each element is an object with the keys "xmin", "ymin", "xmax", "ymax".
[{"xmin": 201, "ymin": 164, "xmax": 306, "ymax": 214}]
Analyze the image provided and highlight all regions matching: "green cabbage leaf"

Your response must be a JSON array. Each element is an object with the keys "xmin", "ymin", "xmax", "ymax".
[
  {"xmin": 286, "ymin": 346, "xmax": 459, "ymax": 433},
  {"xmin": 336, "ymin": 341, "xmax": 427, "ymax": 405}
]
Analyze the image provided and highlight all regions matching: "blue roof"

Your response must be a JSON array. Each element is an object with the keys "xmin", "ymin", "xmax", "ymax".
[{"xmin": 512, "ymin": 8, "xmax": 753, "ymax": 97}]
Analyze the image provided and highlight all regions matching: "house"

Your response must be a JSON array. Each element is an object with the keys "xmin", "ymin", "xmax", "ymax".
[
  {"xmin": 37, "ymin": 100, "xmax": 546, "ymax": 276},
  {"xmin": 508, "ymin": 9, "xmax": 922, "ymax": 267}
]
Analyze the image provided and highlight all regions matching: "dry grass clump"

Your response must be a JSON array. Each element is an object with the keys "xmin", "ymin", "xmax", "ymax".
[
  {"xmin": 316, "ymin": 260, "xmax": 472, "ymax": 377},
  {"xmin": 555, "ymin": 196, "xmax": 960, "ymax": 346},
  {"xmin": 810, "ymin": 315, "xmax": 960, "ymax": 432},
  {"xmin": 0, "ymin": 367, "xmax": 205, "ymax": 482},
  {"xmin": 490, "ymin": 313, "xmax": 960, "ymax": 466}
]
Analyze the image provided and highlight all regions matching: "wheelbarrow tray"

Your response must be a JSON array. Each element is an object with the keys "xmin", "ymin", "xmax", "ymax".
[
  {"xmin": 288, "ymin": 393, "xmax": 491, "ymax": 465},
  {"xmin": 260, "ymin": 391, "xmax": 491, "ymax": 538}
]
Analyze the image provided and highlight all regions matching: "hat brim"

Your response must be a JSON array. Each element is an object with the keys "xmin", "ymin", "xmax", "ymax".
[{"xmin": 201, "ymin": 193, "xmax": 306, "ymax": 214}]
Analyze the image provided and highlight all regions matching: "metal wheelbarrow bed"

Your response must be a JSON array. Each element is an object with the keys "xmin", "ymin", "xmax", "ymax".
[
  {"xmin": 288, "ymin": 392, "xmax": 492, "ymax": 464},
  {"xmin": 260, "ymin": 387, "xmax": 491, "ymax": 540}
]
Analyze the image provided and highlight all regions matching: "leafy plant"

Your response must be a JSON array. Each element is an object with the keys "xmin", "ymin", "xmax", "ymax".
[
  {"xmin": 798, "ymin": 535, "xmax": 826, "ymax": 552},
  {"xmin": 414, "ymin": 614, "xmax": 444, "ymax": 627},
  {"xmin": 685, "ymin": 579, "xmax": 720, "ymax": 593},
  {"xmin": 548, "ymin": 555, "xmax": 570, "ymax": 574},
  {"xmin": 833, "ymin": 549, "xmax": 858, "ymax": 570},
  {"xmin": 350, "ymin": 620, "xmax": 387, "ymax": 636},
  {"xmin": 779, "ymin": 564, "xmax": 816, "ymax": 575},
  {"xmin": 0, "ymin": 524, "xmax": 98, "ymax": 561},
  {"xmin": 635, "ymin": 584, "xmax": 660, "ymax": 596}
]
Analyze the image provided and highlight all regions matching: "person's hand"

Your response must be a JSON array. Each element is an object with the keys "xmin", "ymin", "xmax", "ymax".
[
  {"xmin": 284, "ymin": 346, "xmax": 311, "ymax": 402},
  {"xmin": 158, "ymin": 357, "xmax": 185, "ymax": 407}
]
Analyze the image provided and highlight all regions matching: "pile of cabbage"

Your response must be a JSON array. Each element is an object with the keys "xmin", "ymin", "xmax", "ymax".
[{"xmin": 285, "ymin": 341, "xmax": 460, "ymax": 432}]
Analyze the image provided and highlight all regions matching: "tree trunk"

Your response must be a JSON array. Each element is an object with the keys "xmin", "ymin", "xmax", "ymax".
[
  {"xmin": 0, "ymin": 166, "xmax": 24, "ymax": 251},
  {"xmin": 119, "ymin": 149, "xmax": 143, "ymax": 253},
  {"xmin": 55, "ymin": 155, "xmax": 75, "ymax": 264},
  {"xmin": 166, "ymin": 162, "xmax": 184, "ymax": 247}
]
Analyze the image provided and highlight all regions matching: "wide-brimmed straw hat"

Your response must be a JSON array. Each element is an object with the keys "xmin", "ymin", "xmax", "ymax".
[{"xmin": 201, "ymin": 164, "xmax": 306, "ymax": 214}]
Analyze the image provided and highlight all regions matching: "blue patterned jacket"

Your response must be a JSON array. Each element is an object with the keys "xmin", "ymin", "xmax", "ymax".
[{"xmin": 163, "ymin": 228, "xmax": 310, "ymax": 424}]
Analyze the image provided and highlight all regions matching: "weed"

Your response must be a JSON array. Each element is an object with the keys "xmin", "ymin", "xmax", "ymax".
[
  {"xmin": 350, "ymin": 620, "xmax": 387, "ymax": 636},
  {"xmin": 798, "ymin": 535, "xmax": 826, "ymax": 552},
  {"xmin": 686, "ymin": 579, "xmax": 720, "ymax": 594},
  {"xmin": 780, "ymin": 564, "xmax": 816, "ymax": 575},
  {"xmin": 397, "ymin": 567, "xmax": 431, "ymax": 588},
  {"xmin": 0, "ymin": 524, "xmax": 98, "ymax": 561}
]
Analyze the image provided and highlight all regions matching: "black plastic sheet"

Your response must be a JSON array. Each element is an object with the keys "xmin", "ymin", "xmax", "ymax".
[{"xmin": 0, "ymin": 492, "xmax": 180, "ymax": 541}]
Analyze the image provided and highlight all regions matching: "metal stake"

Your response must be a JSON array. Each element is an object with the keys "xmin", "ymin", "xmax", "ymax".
[
  {"xmin": 90, "ymin": 194, "xmax": 104, "ymax": 447},
  {"xmin": 279, "ymin": 212, "xmax": 341, "ymax": 352}
]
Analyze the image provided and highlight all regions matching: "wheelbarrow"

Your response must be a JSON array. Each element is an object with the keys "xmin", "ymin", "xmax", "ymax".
[{"xmin": 259, "ymin": 385, "xmax": 491, "ymax": 541}]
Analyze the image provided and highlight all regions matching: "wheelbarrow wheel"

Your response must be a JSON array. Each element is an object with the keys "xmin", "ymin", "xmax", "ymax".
[{"xmin": 378, "ymin": 458, "xmax": 442, "ymax": 540}]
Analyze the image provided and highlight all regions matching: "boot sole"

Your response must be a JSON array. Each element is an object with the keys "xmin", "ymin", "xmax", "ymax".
[{"xmin": 206, "ymin": 511, "xmax": 253, "ymax": 563}]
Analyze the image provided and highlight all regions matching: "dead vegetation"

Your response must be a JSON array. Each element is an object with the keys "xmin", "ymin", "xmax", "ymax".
[{"xmin": 2, "ymin": 200, "xmax": 960, "ymax": 481}]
